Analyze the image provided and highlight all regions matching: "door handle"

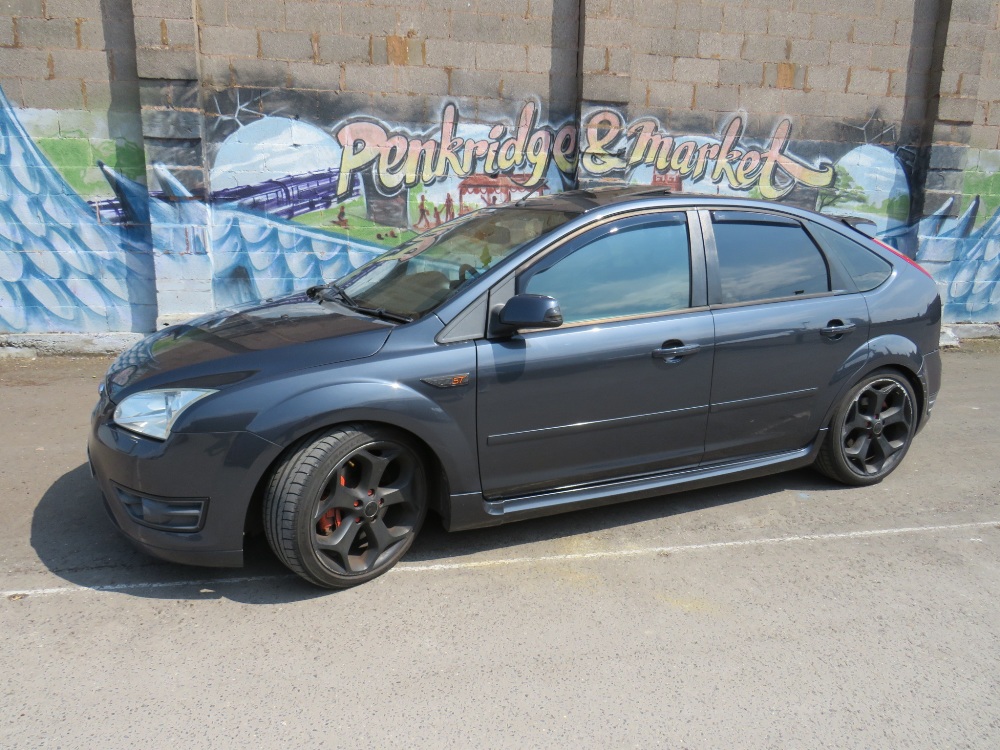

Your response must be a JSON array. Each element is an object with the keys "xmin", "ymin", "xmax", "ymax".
[
  {"xmin": 652, "ymin": 343, "xmax": 701, "ymax": 361},
  {"xmin": 820, "ymin": 320, "xmax": 856, "ymax": 338}
]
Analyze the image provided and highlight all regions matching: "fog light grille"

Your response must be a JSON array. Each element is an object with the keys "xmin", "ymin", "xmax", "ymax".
[{"xmin": 114, "ymin": 485, "xmax": 207, "ymax": 532}]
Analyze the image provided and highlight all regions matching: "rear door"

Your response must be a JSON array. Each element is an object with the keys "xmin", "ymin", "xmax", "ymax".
[
  {"xmin": 476, "ymin": 210, "xmax": 715, "ymax": 498},
  {"xmin": 702, "ymin": 209, "xmax": 869, "ymax": 463}
]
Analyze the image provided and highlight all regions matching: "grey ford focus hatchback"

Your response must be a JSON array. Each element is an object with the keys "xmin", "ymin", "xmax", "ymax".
[{"xmin": 89, "ymin": 188, "xmax": 942, "ymax": 588}]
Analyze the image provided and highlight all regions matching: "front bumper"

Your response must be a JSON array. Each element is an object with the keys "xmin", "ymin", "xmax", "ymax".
[{"xmin": 88, "ymin": 396, "xmax": 281, "ymax": 568}]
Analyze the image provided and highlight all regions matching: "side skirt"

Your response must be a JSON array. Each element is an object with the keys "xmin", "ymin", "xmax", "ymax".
[{"xmin": 443, "ymin": 430, "xmax": 827, "ymax": 531}]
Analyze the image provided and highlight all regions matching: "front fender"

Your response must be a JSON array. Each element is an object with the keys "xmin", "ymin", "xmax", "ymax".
[{"xmin": 246, "ymin": 379, "xmax": 481, "ymax": 495}]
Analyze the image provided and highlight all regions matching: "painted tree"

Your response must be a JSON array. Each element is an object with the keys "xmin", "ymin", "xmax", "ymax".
[{"xmin": 816, "ymin": 165, "xmax": 867, "ymax": 211}]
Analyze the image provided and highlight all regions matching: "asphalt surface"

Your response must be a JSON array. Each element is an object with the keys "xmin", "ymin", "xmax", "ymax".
[{"xmin": 1, "ymin": 343, "xmax": 999, "ymax": 749}]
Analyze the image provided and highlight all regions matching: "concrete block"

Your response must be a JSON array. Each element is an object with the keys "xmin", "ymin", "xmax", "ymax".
[
  {"xmin": 197, "ymin": 0, "xmax": 227, "ymax": 27},
  {"xmin": 141, "ymin": 108, "xmax": 202, "ymax": 138},
  {"xmin": 18, "ymin": 77, "xmax": 85, "ymax": 109},
  {"xmin": 225, "ymin": 0, "xmax": 284, "ymax": 29},
  {"xmin": 780, "ymin": 89, "xmax": 830, "ymax": 116},
  {"xmin": 43, "ymin": 0, "xmax": 103, "ymax": 18},
  {"xmin": 287, "ymin": 61, "xmax": 341, "ymax": 91},
  {"xmin": 741, "ymin": 36, "xmax": 788, "ymax": 63},
  {"xmin": 846, "ymin": 67, "xmax": 888, "ymax": 96},
  {"xmin": 938, "ymin": 96, "xmax": 978, "ymax": 123},
  {"xmin": 17, "ymin": 17, "xmax": 81, "ymax": 50},
  {"xmin": 198, "ymin": 25, "xmax": 258, "ymax": 58},
  {"xmin": 764, "ymin": 62, "xmax": 804, "ymax": 90},
  {"xmin": 136, "ymin": 47, "xmax": 197, "ymax": 79},
  {"xmin": 582, "ymin": 45, "xmax": 606, "ymax": 73},
  {"xmin": 969, "ymin": 125, "xmax": 1000, "ymax": 150},
  {"xmin": 804, "ymin": 64, "xmax": 848, "ymax": 92},
  {"xmin": 927, "ymin": 144, "xmax": 969, "ymax": 170},
  {"xmin": 721, "ymin": 5, "xmax": 768, "ymax": 34},
  {"xmin": 675, "ymin": 2, "xmax": 723, "ymax": 32},
  {"xmin": 789, "ymin": 39, "xmax": 829, "ymax": 66},
  {"xmin": 695, "ymin": 83, "xmax": 739, "ymax": 112},
  {"xmin": 317, "ymin": 34, "xmax": 370, "ymax": 65},
  {"xmin": 284, "ymin": 2, "xmax": 341, "ymax": 33},
  {"xmin": 230, "ymin": 57, "xmax": 289, "ymax": 88},
  {"xmin": 0, "ymin": 18, "xmax": 13, "ymax": 47},
  {"xmin": 397, "ymin": 66, "xmax": 448, "ymax": 95},
  {"xmin": 133, "ymin": 0, "xmax": 193, "ymax": 20},
  {"xmin": 449, "ymin": 68, "xmax": 502, "ymax": 98},
  {"xmin": 50, "ymin": 48, "xmax": 114, "ymax": 81},
  {"xmin": 825, "ymin": 91, "xmax": 871, "ymax": 117},
  {"xmin": 869, "ymin": 44, "xmax": 910, "ymax": 72},
  {"xmin": 586, "ymin": 18, "xmax": 633, "ymax": 47},
  {"xmin": 477, "ymin": 43, "xmax": 527, "ymax": 72},
  {"xmin": 766, "ymin": 11, "xmax": 813, "ymax": 38},
  {"xmin": 134, "ymin": 17, "xmax": 167, "ymax": 49},
  {"xmin": 851, "ymin": 19, "xmax": 898, "ymax": 45},
  {"xmin": 739, "ymin": 85, "xmax": 783, "ymax": 114},
  {"xmin": 632, "ymin": 28, "xmax": 698, "ymax": 57},
  {"xmin": 647, "ymin": 80, "xmax": 694, "ymax": 108},
  {"xmin": 581, "ymin": 73, "xmax": 629, "ymax": 104},
  {"xmin": 425, "ymin": 38, "xmax": 476, "ymax": 68},
  {"xmin": 674, "ymin": 56, "xmax": 720, "ymax": 83},
  {"xmin": 528, "ymin": 0, "xmax": 555, "ymax": 18},
  {"xmin": 811, "ymin": 15, "xmax": 853, "ymax": 42},
  {"xmin": 634, "ymin": 0, "xmax": 676, "ymax": 27},
  {"xmin": 342, "ymin": 5, "xmax": 395, "ymax": 36},
  {"xmin": 259, "ymin": 30, "xmax": 314, "ymax": 61},
  {"xmin": 2, "ymin": 0, "xmax": 44, "ymax": 17},
  {"xmin": 198, "ymin": 55, "xmax": 233, "ymax": 87},
  {"xmin": 632, "ymin": 53, "xmax": 673, "ymax": 81},
  {"xmin": 502, "ymin": 71, "xmax": 551, "ymax": 99},
  {"xmin": 719, "ymin": 59, "xmax": 763, "ymax": 86},
  {"xmin": 698, "ymin": 32, "xmax": 743, "ymax": 61},
  {"xmin": 344, "ymin": 63, "xmax": 396, "ymax": 93}
]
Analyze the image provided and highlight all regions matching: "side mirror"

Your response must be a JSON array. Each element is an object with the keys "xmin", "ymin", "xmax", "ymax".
[{"xmin": 497, "ymin": 294, "xmax": 563, "ymax": 331}]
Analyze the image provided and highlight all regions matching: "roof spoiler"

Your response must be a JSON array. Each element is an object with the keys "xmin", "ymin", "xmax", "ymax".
[{"xmin": 838, "ymin": 216, "xmax": 878, "ymax": 236}]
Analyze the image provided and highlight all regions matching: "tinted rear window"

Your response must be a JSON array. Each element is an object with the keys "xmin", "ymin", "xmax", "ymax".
[
  {"xmin": 711, "ymin": 211, "xmax": 830, "ymax": 304},
  {"xmin": 808, "ymin": 223, "xmax": 893, "ymax": 292}
]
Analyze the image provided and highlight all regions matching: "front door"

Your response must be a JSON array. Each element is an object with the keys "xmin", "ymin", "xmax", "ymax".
[{"xmin": 476, "ymin": 211, "xmax": 715, "ymax": 499}]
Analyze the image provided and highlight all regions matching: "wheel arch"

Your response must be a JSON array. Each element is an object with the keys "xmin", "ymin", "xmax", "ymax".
[
  {"xmin": 820, "ymin": 335, "xmax": 926, "ymax": 433},
  {"xmin": 243, "ymin": 417, "xmax": 452, "ymax": 539}
]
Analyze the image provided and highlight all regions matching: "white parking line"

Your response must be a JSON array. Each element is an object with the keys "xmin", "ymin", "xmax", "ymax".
[{"xmin": 3, "ymin": 519, "xmax": 998, "ymax": 599}]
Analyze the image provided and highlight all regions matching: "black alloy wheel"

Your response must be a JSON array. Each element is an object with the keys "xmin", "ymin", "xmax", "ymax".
[
  {"xmin": 815, "ymin": 370, "xmax": 917, "ymax": 486},
  {"xmin": 264, "ymin": 425, "xmax": 427, "ymax": 588}
]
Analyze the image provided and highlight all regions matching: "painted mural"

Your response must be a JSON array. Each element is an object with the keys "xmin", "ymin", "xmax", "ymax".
[{"xmin": 1, "ymin": 83, "xmax": 999, "ymax": 334}]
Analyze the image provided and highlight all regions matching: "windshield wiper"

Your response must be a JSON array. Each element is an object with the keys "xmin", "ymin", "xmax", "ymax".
[
  {"xmin": 307, "ymin": 281, "xmax": 357, "ymax": 307},
  {"xmin": 307, "ymin": 284, "xmax": 412, "ymax": 324},
  {"xmin": 351, "ymin": 305, "xmax": 413, "ymax": 324}
]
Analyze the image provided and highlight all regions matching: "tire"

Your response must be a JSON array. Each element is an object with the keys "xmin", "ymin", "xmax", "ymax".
[
  {"xmin": 815, "ymin": 369, "xmax": 918, "ymax": 486},
  {"xmin": 263, "ymin": 424, "xmax": 428, "ymax": 589}
]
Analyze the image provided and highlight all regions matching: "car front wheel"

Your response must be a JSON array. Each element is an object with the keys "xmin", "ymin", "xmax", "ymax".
[
  {"xmin": 815, "ymin": 370, "xmax": 918, "ymax": 486},
  {"xmin": 264, "ymin": 424, "xmax": 427, "ymax": 588}
]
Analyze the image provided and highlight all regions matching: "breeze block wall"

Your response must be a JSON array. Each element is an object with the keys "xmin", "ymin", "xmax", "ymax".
[{"xmin": 1, "ymin": 0, "xmax": 998, "ymax": 333}]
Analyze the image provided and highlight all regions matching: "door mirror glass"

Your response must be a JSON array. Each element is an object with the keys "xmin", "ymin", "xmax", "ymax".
[{"xmin": 498, "ymin": 294, "xmax": 564, "ymax": 330}]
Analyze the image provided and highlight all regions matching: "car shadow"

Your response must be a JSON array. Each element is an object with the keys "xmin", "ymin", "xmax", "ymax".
[{"xmin": 28, "ymin": 462, "xmax": 846, "ymax": 603}]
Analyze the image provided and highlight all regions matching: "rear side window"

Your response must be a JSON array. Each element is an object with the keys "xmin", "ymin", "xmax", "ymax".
[
  {"xmin": 808, "ymin": 223, "xmax": 893, "ymax": 292},
  {"xmin": 711, "ymin": 211, "xmax": 830, "ymax": 304}
]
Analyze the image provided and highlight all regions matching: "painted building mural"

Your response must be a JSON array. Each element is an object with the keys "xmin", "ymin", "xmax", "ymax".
[{"xmin": 1, "ymin": 82, "xmax": 999, "ymax": 334}]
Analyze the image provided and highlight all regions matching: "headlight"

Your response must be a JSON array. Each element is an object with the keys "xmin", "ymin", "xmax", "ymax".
[{"xmin": 113, "ymin": 389, "xmax": 216, "ymax": 440}]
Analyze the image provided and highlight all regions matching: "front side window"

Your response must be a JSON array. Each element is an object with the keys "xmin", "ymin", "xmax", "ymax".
[
  {"xmin": 521, "ymin": 214, "xmax": 691, "ymax": 324},
  {"xmin": 712, "ymin": 211, "xmax": 830, "ymax": 304}
]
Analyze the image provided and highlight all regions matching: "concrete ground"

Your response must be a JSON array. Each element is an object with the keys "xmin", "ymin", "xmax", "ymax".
[{"xmin": 1, "ymin": 343, "xmax": 999, "ymax": 749}]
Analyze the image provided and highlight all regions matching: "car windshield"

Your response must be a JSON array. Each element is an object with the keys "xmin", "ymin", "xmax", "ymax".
[{"xmin": 333, "ymin": 207, "xmax": 577, "ymax": 320}]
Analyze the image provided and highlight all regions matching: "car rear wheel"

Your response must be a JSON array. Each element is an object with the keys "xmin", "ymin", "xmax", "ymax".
[
  {"xmin": 815, "ymin": 370, "xmax": 917, "ymax": 486},
  {"xmin": 263, "ymin": 424, "xmax": 427, "ymax": 588}
]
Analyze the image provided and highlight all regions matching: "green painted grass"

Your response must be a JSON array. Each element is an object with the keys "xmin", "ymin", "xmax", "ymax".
[
  {"xmin": 292, "ymin": 198, "xmax": 418, "ymax": 248},
  {"xmin": 35, "ymin": 137, "xmax": 146, "ymax": 199}
]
